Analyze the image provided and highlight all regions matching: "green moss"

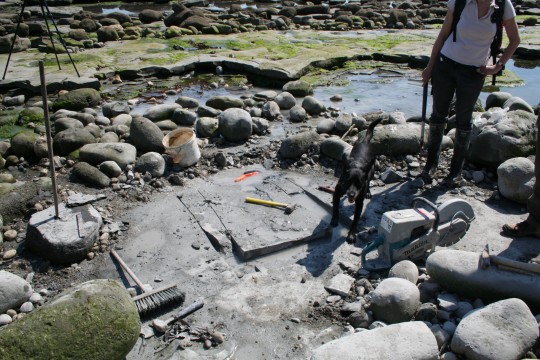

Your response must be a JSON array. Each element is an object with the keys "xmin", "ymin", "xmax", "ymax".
[{"xmin": 18, "ymin": 108, "xmax": 45, "ymax": 125}]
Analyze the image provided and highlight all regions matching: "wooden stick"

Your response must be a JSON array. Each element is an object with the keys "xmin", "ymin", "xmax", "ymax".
[
  {"xmin": 490, "ymin": 256, "xmax": 540, "ymax": 275},
  {"xmin": 165, "ymin": 298, "xmax": 205, "ymax": 325}
]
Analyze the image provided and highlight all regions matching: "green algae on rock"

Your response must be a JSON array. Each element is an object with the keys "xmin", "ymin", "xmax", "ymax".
[{"xmin": 0, "ymin": 279, "xmax": 141, "ymax": 360}]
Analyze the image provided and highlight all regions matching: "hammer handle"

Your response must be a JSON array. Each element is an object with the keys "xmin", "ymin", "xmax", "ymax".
[
  {"xmin": 491, "ymin": 256, "xmax": 540, "ymax": 275},
  {"xmin": 245, "ymin": 197, "xmax": 288, "ymax": 208}
]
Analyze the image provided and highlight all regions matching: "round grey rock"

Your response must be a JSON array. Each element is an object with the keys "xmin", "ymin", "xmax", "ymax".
[
  {"xmin": 274, "ymin": 91, "xmax": 296, "ymax": 110},
  {"xmin": 0, "ymin": 271, "xmax": 33, "ymax": 314},
  {"xmin": 196, "ymin": 117, "xmax": 219, "ymax": 138},
  {"xmin": 497, "ymin": 157, "xmax": 535, "ymax": 204},
  {"xmin": 218, "ymin": 108, "xmax": 252, "ymax": 142},
  {"xmin": 369, "ymin": 277, "xmax": 421, "ymax": 324},
  {"xmin": 279, "ymin": 130, "xmax": 320, "ymax": 159},
  {"xmin": 134, "ymin": 152, "xmax": 165, "ymax": 178},
  {"xmin": 388, "ymin": 260, "xmax": 419, "ymax": 284},
  {"xmin": 289, "ymin": 105, "xmax": 307, "ymax": 122}
]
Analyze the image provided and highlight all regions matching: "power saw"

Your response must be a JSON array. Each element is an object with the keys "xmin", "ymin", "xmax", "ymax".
[{"xmin": 361, "ymin": 197, "xmax": 475, "ymax": 271}]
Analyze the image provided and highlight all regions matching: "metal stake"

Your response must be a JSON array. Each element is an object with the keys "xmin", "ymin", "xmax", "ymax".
[{"xmin": 39, "ymin": 60, "xmax": 60, "ymax": 219}]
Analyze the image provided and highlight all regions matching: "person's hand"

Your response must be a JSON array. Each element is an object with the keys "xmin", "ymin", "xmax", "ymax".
[{"xmin": 478, "ymin": 63, "xmax": 503, "ymax": 76}]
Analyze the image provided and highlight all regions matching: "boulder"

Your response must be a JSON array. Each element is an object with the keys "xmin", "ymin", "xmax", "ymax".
[
  {"xmin": 252, "ymin": 117, "xmax": 270, "ymax": 135},
  {"xmin": 451, "ymin": 298, "xmax": 539, "ymax": 360},
  {"xmin": 96, "ymin": 25, "xmax": 119, "ymax": 42},
  {"xmin": 369, "ymin": 277, "xmax": 421, "ymax": 324},
  {"xmin": 497, "ymin": 157, "xmax": 535, "ymax": 204},
  {"xmin": 98, "ymin": 160, "xmax": 122, "ymax": 178},
  {"xmin": 289, "ymin": 105, "xmax": 307, "ymax": 123},
  {"xmin": 485, "ymin": 91, "xmax": 513, "ymax": 110},
  {"xmin": 320, "ymin": 136, "xmax": 352, "ymax": 161},
  {"xmin": 172, "ymin": 108, "xmax": 197, "ymax": 126},
  {"xmin": 195, "ymin": 117, "xmax": 219, "ymax": 138},
  {"xmin": 261, "ymin": 101, "xmax": 281, "ymax": 120},
  {"xmin": 79, "ymin": 143, "xmax": 137, "ymax": 170},
  {"xmin": 335, "ymin": 113, "xmax": 353, "ymax": 133},
  {"xmin": 142, "ymin": 104, "xmax": 182, "ymax": 122},
  {"xmin": 316, "ymin": 118, "xmax": 335, "ymax": 134},
  {"xmin": 218, "ymin": 108, "xmax": 252, "ymax": 142},
  {"xmin": 311, "ymin": 322, "xmax": 438, "ymax": 360},
  {"xmin": 282, "ymin": 80, "xmax": 313, "ymax": 97},
  {"xmin": 0, "ymin": 279, "xmax": 140, "ymax": 360},
  {"xmin": 469, "ymin": 109, "xmax": 536, "ymax": 168},
  {"xmin": 302, "ymin": 96, "xmax": 326, "ymax": 116},
  {"xmin": 134, "ymin": 152, "xmax": 165, "ymax": 178},
  {"xmin": 206, "ymin": 96, "xmax": 245, "ymax": 111},
  {"xmin": 54, "ymin": 117, "xmax": 84, "ymax": 132},
  {"xmin": 175, "ymin": 96, "xmax": 199, "ymax": 108},
  {"xmin": 130, "ymin": 116, "xmax": 165, "ymax": 153},
  {"xmin": 279, "ymin": 130, "xmax": 320, "ymax": 158},
  {"xmin": 274, "ymin": 91, "xmax": 296, "ymax": 110},
  {"xmin": 52, "ymin": 88, "xmax": 101, "ymax": 112},
  {"xmin": 0, "ymin": 271, "xmax": 33, "ymax": 314},
  {"xmin": 72, "ymin": 162, "xmax": 111, "ymax": 188},
  {"xmin": 53, "ymin": 128, "xmax": 96, "ymax": 156},
  {"xmin": 139, "ymin": 9, "xmax": 163, "ymax": 24},
  {"xmin": 388, "ymin": 260, "xmax": 419, "ymax": 284},
  {"xmin": 0, "ymin": 34, "xmax": 30, "ymax": 53},
  {"xmin": 502, "ymin": 96, "xmax": 534, "ymax": 114},
  {"xmin": 370, "ymin": 123, "xmax": 422, "ymax": 156},
  {"xmin": 102, "ymin": 101, "xmax": 131, "ymax": 118},
  {"xmin": 426, "ymin": 249, "xmax": 540, "ymax": 309},
  {"xmin": 10, "ymin": 131, "xmax": 39, "ymax": 158}
]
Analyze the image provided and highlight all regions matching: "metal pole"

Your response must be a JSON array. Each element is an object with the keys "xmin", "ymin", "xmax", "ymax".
[
  {"xmin": 39, "ymin": 60, "xmax": 60, "ymax": 219},
  {"xmin": 2, "ymin": 2, "xmax": 26, "ymax": 80}
]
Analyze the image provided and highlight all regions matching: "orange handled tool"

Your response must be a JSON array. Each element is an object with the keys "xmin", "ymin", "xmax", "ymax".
[{"xmin": 234, "ymin": 171, "xmax": 259, "ymax": 182}]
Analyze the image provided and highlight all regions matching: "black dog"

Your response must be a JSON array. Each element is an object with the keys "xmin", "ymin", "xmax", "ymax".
[{"xmin": 331, "ymin": 118, "xmax": 382, "ymax": 243}]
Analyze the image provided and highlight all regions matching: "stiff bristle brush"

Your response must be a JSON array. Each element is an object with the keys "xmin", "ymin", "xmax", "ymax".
[{"xmin": 110, "ymin": 249, "xmax": 185, "ymax": 316}]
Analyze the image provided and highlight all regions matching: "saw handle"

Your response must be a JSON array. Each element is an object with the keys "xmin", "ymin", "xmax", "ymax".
[{"xmin": 411, "ymin": 197, "xmax": 439, "ymax": 233}]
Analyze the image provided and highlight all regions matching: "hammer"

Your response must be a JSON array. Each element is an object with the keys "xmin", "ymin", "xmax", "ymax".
[
  {"xmin": 245, "ymin": 197, "xmax": 298, "ymax": 214},
  {"xmin": 479, "ymin": 244, "xmax": 540, "ymax": 275}
]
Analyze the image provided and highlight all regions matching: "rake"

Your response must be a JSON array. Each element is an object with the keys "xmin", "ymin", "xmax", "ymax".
[{"xmin": 110, "ymin": 249, "xmax": 185, "ymax": 316}]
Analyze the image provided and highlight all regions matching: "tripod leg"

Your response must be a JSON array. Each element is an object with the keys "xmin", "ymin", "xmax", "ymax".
[
  {"xmin": 42, "ymin": 0, "xmax": 80, "ymax": 77},
  {"xmin": 2, "ymin": 3, "xmax": 26, "ymax": 80},
  {"xmin": 40, "ymin": 3, "xmax": 61, "ymax": 71}
]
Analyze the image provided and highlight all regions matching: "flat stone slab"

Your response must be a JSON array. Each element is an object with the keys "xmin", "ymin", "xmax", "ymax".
[
  {"xmin": 177, "ymin": 166, "xmax": 336, "ymax": 260},
  {"xmin": 26, "ymin": 203, "xmax": 102, "ymax": 264}
]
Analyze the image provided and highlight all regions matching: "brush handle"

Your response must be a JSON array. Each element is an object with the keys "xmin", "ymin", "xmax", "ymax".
[{"xmin": 110, "ymin": 250, "xmax": 146, "ymax": 292}]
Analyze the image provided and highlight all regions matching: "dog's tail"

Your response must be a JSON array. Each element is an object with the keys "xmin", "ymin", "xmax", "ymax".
[{"xmin": 360, "ymin": 118, "xmax": 383, "ymax": 143}]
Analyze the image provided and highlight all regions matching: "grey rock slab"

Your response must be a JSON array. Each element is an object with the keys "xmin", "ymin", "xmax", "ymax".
[
  {"xmin": 310, "ymin": 321, "xmax": 438, "ymax": 360},
  {"xmin": 426, "ymin": 249, "xmax": 540, "ymax": 310},
  {"xmin": 451, "ymin": 298, "xmax": 539, "ymax": 360},
  {"xmin": 26, "ymin": 203, "xmax": 103, "ymax": 264},
  {"xmin": 324, "ymin": 273, "xmax": 355, "ymax": 297},
  {"xmin": 176, "ymin": 167, "xmax": 334, "ymax": 260},
  {"xmin": 0, "ymin": 270, "xmax": 33, "ymax": 314},
  {"xmin": 66, "ymin": 192, "xmax": 107, "ymax": 207}
]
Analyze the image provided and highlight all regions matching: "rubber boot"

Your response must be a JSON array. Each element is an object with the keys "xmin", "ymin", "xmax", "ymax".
[
  {"xmin": 442, "ymin": 129, "xmax": 472, "ymax": 187},
  {"xmin": 420, "ymin": 123, "xmax": 445, "ymax": 181}
]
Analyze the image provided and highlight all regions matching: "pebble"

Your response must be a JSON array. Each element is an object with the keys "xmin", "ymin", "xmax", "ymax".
[
  {"xmin": 0, "ymin": 314, "xmax": 12, "ymax": 326},
  {"xmin": 38, "ymin": 289, "xmax": 49, "ymax": 296},
  {"xmin": 29, "ymin": 292, "xmax": 44, "ymax": 306},
  {"xmin": 19, "ymin": 301, "xmax": 34, "ymax": 313},
  {"xmin": 152, "ymin": 319, "xmax": 168, "ymax": 333},
  {"xmin": 6, "ymin": 309, "xmax": 17, "ymax": 317},
  {"xmin": 3, "ymin": 249, "xmax": 16, "ymax": 260},
  {"xmin": 210, "ymin": 330, "xmax": 225, "ymax": 344},
  {"xmin": 3, "ymin": 229, "xmax": 17, "ymax": 241}
]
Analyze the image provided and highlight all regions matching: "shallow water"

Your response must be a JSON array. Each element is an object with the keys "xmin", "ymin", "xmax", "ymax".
[{"xmin": 131, "ymin": 58, "xmax": 539, "ymax": 122}]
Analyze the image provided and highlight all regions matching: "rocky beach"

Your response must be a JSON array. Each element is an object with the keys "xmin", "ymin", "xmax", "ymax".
[{"xmin": 0, "ymin": 0, "xmax": 540, "ymax": 359}]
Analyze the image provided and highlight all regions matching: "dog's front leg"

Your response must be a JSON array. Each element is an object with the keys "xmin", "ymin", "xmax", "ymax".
[{"xmin": 331, "ymin": 183, "xmax": 345, "ymax": 227}]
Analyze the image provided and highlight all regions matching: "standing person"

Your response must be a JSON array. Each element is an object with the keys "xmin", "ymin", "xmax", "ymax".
[
  {"xmin": 503, "ymin": 110, "xmax": 540, "ymax": 238},
  {"xmin": 420, "ymin": 0, "xmax": 520, "ymax": 186}
]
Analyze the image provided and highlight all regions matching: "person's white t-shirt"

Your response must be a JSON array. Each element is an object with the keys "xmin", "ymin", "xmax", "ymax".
[{"xmin": 441, "ymin": 0, "xmax": 516, "ymax": 67}]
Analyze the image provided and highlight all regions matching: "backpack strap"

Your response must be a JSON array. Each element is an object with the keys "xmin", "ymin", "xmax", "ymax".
[
  {"xmin": 451, "ymin": 0, "xmax": 466, "ymax": 42},
  {"xmin": 491, "ymin": 0, "xmax": 506, "ymax": 85}
]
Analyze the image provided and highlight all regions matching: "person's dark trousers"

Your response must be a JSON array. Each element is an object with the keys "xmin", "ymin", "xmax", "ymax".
[
  {"xmin": 430, "ymin": 54, "xmax": 485, "ymax": 182},
  {"xmin": 526, "ymin": 111, "xmax": 540, "ymax": 227}
]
